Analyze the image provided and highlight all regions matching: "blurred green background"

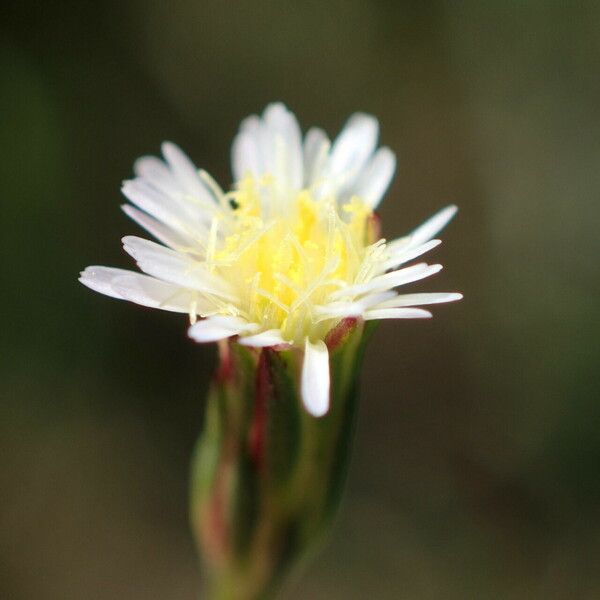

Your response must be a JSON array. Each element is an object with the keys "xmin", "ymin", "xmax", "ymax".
[{"xmin": 2, "ymin": 1, "xmax": 600, "ymax": 598}]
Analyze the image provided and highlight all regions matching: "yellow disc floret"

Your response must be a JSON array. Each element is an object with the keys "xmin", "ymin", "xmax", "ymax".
[{"xmin": 201, "ymin": 175, "xmax": 376, "ymax": 344}]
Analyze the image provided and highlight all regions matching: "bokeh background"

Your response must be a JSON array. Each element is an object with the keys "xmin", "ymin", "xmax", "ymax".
[{"xmin": 2, "ymin": 1, "xmax": 600, "ymax": 598}]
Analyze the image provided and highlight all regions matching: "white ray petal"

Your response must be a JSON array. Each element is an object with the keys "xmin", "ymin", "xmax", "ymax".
[
  {"xmin": 301, "ymin": 338, "xmax": 330, "ymax": 418},
  {"xmin": 350, "ymin": 146, "xmax": 396, "ymax": 209},
  {"xmin": 238, "ymin": 329, "xmax": 290, "ymax": 348},
  {"xmin": 239, "ymin": 114, "xmax": 261, "ymax": 135},
  {"xmin": 385, "ymin": 235, "xmax": 410, "ymax": 255},
  {"xmin": 122, "ymin": 235, "xmax": 192, "ymax": 272},
  {"xmin": 111, "ymin": 274, "xmax": 200, "ymax": 312},
  {"xmin": 372, "ymin": 263, "xmax": 443, "ymax": 291},
  {"xmin": 79, "ymin": 266, "xmax": 129, "ymax": 300},
  {"xmin": 408, "ymin": 205, "xmax": 458, "ymax": 246},
  {"xmin": 134, "ymin": 156, "xmax": 180, "ymax": 197},
  {"xmin": 314, "ymin": 291, "xmax": 395, "ymax": 322},
  {"xmin": 364, "ymin": 307, "xmax": 432, "ymax": 320},
  {"xmin": 330, "ymin": 263, "xmax": 442, "ymax": 300},
  {"xmin": 161, "ymin": 142, "xmax": 214, "ymax": 203},
  {"xmin": 329, "ymin": 113, "xmax": 379, "ymax": 178},
  {"xmin": 358, "ymin": 290, "xmax": 398, "ymax": 308},
  {"xmin": 232, "ymin": 131, "xmax": 262, "ymax": 181},
  {"xmin": 79, "ymin": 267, "xmax": 196, "ymax": 312},
  {"xmin": 188, "ymin": 316, "xmax": 257, "ymax": 343},
  {"xmin": 263, "ymin": 103, "xmax": 303, "ymax": 191},
  {"xmin": 314, "ymin": 114, "xmax": 379, "ymax": 198},
  {"xmin": 122, "ymin": 179, "xmax": 211, "ymax": 240},
  {"xmin": 122, "ymin": 236, "xmax": 234, "ymax": 299},
  {"xmin": 375, "ymin": 292, "xmax": 463, "ymax": 309},
  {"xmin": 303, "ymin": 127, "xmax": 330, "ymax": 187},
  {"xmin": 313, "ymin": 302, "xmax": 364, "ymax": 322},
  {"xmin": 122, "ymin": 204, "xmax": 193, "ymax": 249},
  {"xmin": 380, "ymin": 239, "xmax": 441, "ymax": 272},
  {"xmin": 122, "ymin": 179, "xmax": 186, "ymax": 230}
]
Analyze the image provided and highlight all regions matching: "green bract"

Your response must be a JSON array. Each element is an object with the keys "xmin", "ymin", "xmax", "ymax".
[{"xmin": 191, "ymin": 320, "xmax": 374, "ymax": 600}]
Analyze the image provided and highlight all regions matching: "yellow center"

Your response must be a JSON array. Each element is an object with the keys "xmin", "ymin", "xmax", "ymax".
[{"xmin": 202, "ymin": 176, "xmax": 378, "ymax": 344}]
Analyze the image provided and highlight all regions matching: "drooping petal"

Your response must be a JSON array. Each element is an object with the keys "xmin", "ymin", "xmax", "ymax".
[
  {"xmin": 301, "ymin": 338, "xmax": 330, "ymax": 417},
  {"xmin": 188, "ymin": 316, "xmax": 257, "ymax": 343}
]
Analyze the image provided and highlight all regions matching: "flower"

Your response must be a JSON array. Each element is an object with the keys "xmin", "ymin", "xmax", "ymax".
[{"xmin": 80, "ymin": 103, "xmax": 461, "ymax": 416}]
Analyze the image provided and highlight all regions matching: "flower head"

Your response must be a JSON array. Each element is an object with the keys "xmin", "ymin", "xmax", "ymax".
[{"xmin": 80, "ymin": 103, "xmax": 461, "ymax": 416}]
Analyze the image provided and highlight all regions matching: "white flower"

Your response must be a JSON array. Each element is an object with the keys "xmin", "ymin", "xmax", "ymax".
[{"xmin": 80, "ymin": 103, "xmax": 461, "ymax": 417}]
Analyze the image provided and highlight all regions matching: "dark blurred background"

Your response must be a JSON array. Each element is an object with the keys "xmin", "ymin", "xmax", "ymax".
[{"xmin": 2, "ymin": 1, "xmax": 600, "ymax": 598}]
